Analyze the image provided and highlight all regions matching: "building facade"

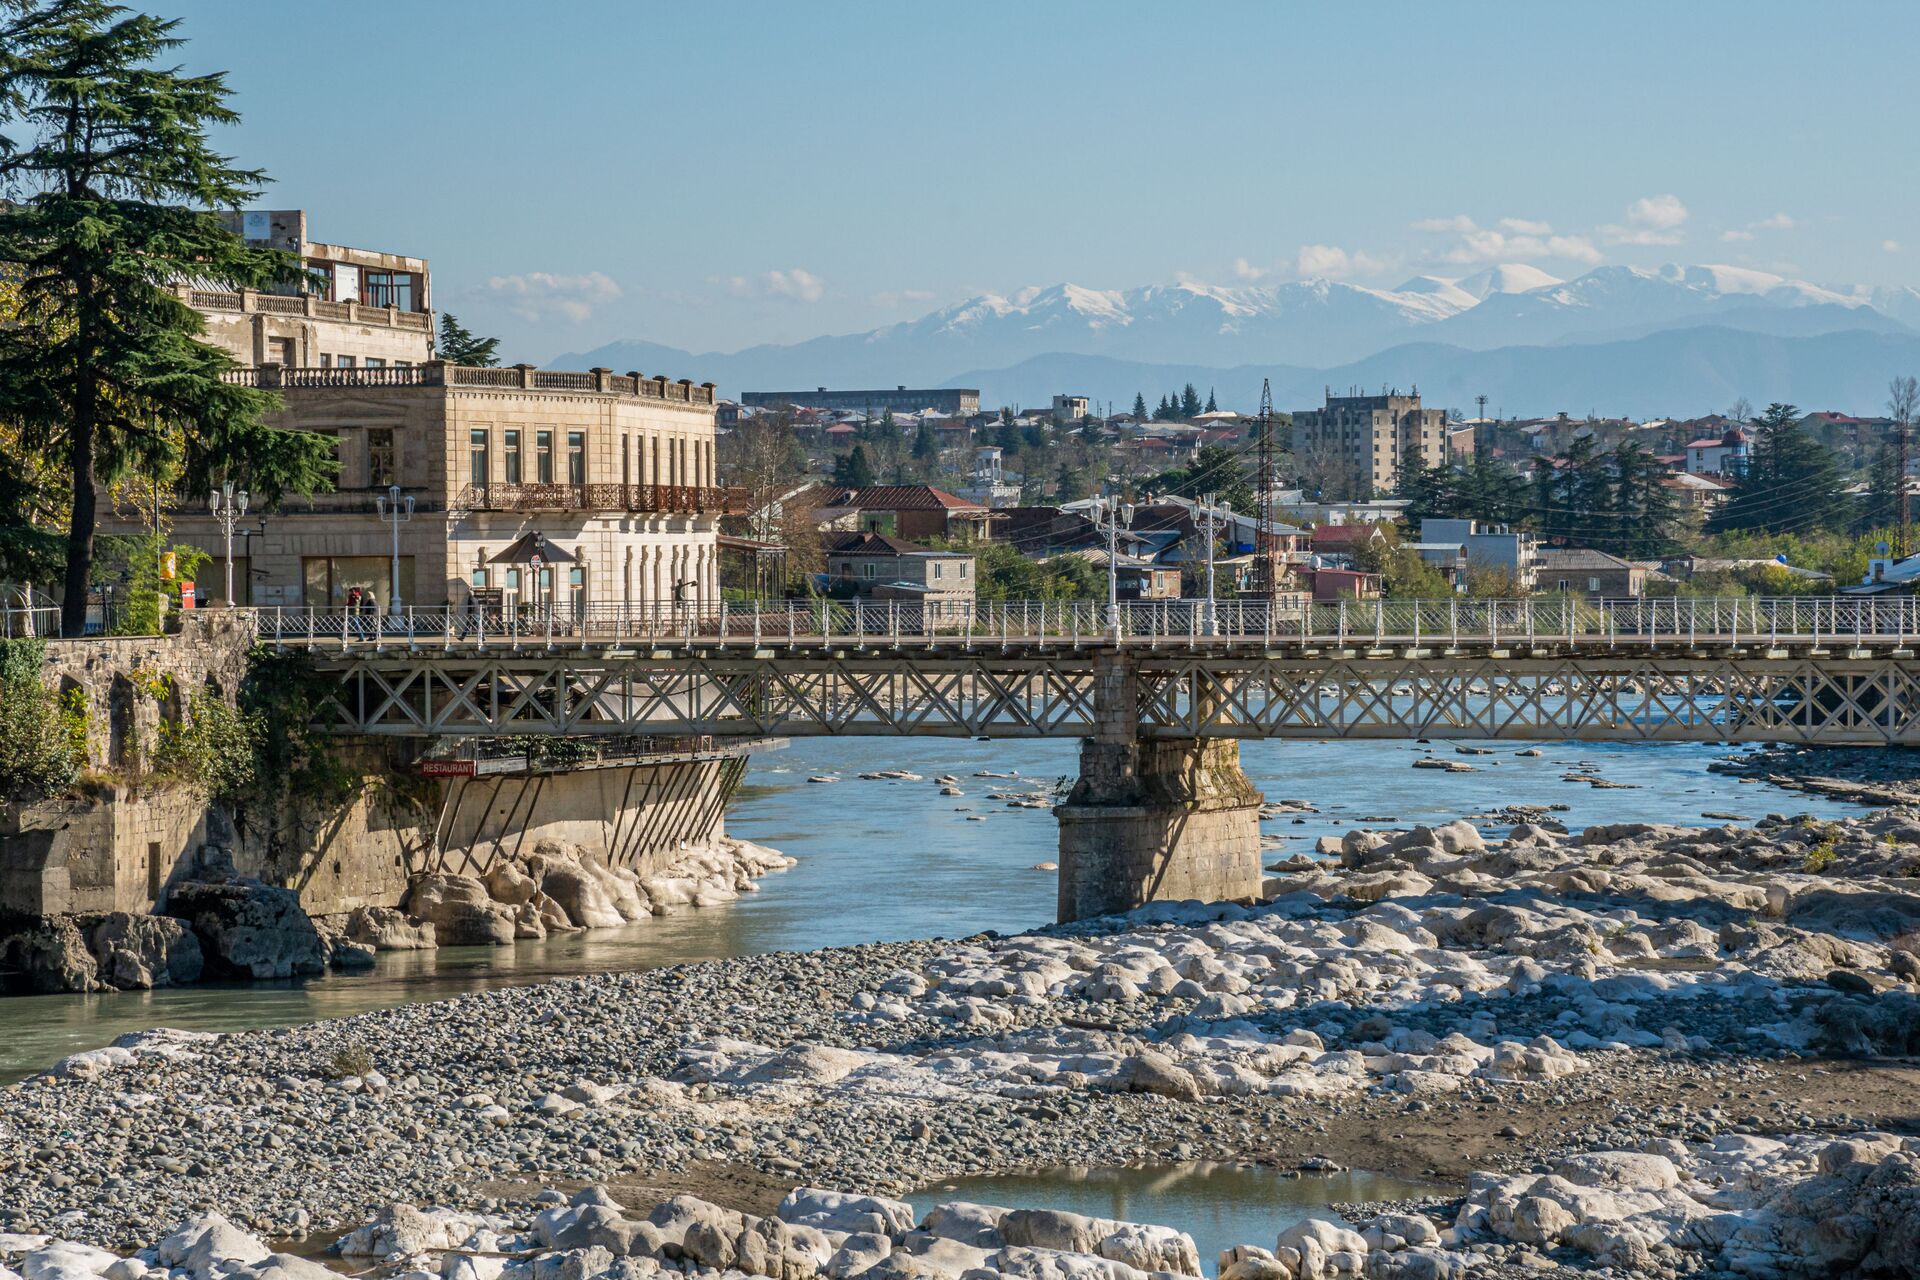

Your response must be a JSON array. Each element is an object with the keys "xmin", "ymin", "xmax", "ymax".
[
  {"xmin": 124, "ymin": 363, "xmax": 730, "ymax": 611},
  {"xmin": 825, "ymin": 531, "xmax": 975, "ymax": 617},
  {"xmin": 1536, "ymin": 548, "xmax": 1647, "ymax": 598},
  {"xmin": 1419, "ymin": 518, "xmax": 1540, "ymax": 590},
  {"xmin": 1292, "ymin": 390, "xmax": 1448, "ymax": 497},
  {"xmin": 742, "ymin": 386, "xmax": 981, "ymax": 415}
]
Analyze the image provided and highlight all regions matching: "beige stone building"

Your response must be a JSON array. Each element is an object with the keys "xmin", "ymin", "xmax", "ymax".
[
  {"xmin": 108, "ymin": 211, "xmax": 732, "ymax": 614},
  {"xmin": 1292, "ymin": 389, "xmax": 1448, "ymax": 498}
]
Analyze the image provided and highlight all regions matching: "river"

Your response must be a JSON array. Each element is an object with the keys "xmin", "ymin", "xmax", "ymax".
[{"xmin": 0, "ymin": 736, "xmax": 1863, "ymax": 1082}]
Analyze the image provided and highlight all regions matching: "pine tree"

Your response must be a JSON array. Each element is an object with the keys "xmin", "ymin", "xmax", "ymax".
[
  {"xmin": 911, "ymin": 418, "xmax": 937, "ymax": 464},
  {"xmin": 1860, "ymin": 442, "xmax": 1904, "ymax": 536},
  {"xmin": 1180, "ymin": 383, "xmax": 1203, "ymax": 419},
  {"xmin": 1608, "ymin": 440, "xmax": 1682, "ymax": 558},
  {"xmin": 1154, "ymin": 394, "xmax": 1173, "ymax": 421},
  {"xmin": 0, "ymin": 2, "xmax": 336, "ymax": 634},
  {"xmin": 1204, "ymin": 387, "xmax": 1217, "ymax": 414},
  {"xmin": 436, "ymin": 313, "xmax": 501, "ymax": 366},
  {"xmin": 1710, "ymin": 402, "xmax": 1853, "ymax": 536},
  {"xmin": 832, "ymin": 445, "xmax": 875, "ymax": 489},
  {"xmin": 1132, "ymin": 392, "xmax": 1148, "ymax": 418}
]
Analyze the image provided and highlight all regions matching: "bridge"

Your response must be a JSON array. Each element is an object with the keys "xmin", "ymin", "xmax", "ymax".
[{"xmin": 254, "ymin": 596, "xmax": 1920, "ymax": 921}]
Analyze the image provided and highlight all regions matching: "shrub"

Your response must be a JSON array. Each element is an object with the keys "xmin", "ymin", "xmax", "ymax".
[
  {"xmin": 323, "ymin": 1043, "xmax": 374, "ymax": 1080},
  {"xmin": 153, "ymin": 690, "xmax": 259, "ymax": 803},
  {"xmin": 1803, "ymin": 839, "xmax": 1838, "ymax": 873},
  {"xmin": 0, "ymin": 639, "xmax": 86, "ymax": 806}
]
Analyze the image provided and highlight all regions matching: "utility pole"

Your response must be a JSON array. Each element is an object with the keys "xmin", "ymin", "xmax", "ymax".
[
  {"xmin": 1197, "ymin": 493, "xmax": 1229, "ymax": 635},
  {"xmin": 1255, "ymin": 378, "xmax": 1277, "ymax": 598},
  {"xmin": 1089, "ymin": 495, "xmax": 1135, "ymax": 639},
  {"xmin": 374, "ymin": 483, "xmax": 415, "ymax": 619}
]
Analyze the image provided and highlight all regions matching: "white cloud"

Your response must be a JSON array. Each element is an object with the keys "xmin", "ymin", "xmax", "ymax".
[
  {"xmin": 1600, "ymin": 194, "xmax": 1689, "ymax": 246},
  {"xmin": 1625, "ymin": 194, "xmax": 1689, "ymax": 229},
  {"xmin": 716, "ymin": 268, "xmax": 827, "ymax": 303},
  {"xmin": 869, "ymin": 288, "xmax": 936, "ymax": 309},
  {"xmin": 1294, "ymin": 244, "xmax": 1385, "ymax": 278},
  {"xmin": 1498, "ymin": 217, "xmax": 1553, "ymax": 235},
  {"xmin": 1438, "ymin": 229, "xmax": 1601, "ymax": 266},
  {"xmin": 1233, "ymin": 256, "xmax": 1272, "ymax": 281},
  {"xmin": 479, "ymin": 271, "xmax": 622, "ymax": 323},
  {"xmin": 1411, "ymin": 214, "xmax": 1476, "ymax": 233},
  {"xmin": 1752, "ymin": 212, "xmax": 1796, "ymax": 231},
  {"xmin": 1887, "ymin": 240, "xmax": 1904, "ymax": 254},
  {"xmin": 1720, "ymin": 229, "xmax": 1754, "ymax": 243}
]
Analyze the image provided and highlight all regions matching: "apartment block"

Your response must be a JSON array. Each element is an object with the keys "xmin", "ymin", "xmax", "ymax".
[{"xmin": 1292, "ymin": 389, "xmax": 1448, "ymax": 497}]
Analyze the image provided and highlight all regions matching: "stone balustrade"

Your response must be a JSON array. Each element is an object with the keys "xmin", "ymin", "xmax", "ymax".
[
  {"xmin": 178, "ymin": 284, "xmax": 432, "ymax": 331},
  {"xmin": 218, "ymin": 360, "xmax": 718, "ymax": 406}
]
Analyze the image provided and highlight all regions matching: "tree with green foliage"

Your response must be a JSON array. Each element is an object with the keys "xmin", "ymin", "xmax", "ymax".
[
  {"xmin": 1132, "ymin": 392, "xmax": 1148, "ymax": 419},
  {"xmin": 911, "ymin": 418, "xmax": 938, "ymax": 464},
  {"xmin": 0, "ymin": 637, "xmax": 86, "ymax": 807},
  {"xmin": 436, "ymin": 313, "xmax": 500, "ymax": 367},
  {"xmin": 1859, "ymin": 441, "xmax": 1904, "ymax": 538},
  {"xmin": 1179, "ymin": 384, "xmax": 1203, "ymax": 419},
  {"xmin": 1148, "ymin": 443, "xmax": 1254, "ymax": 513},
  {"xmin": 934, "ymin": 538, "xmax": 1103, "ymax": 601},
  {"xmin": 0, "ymin": 1, "xmax": 336, "ymax": 635},
  {"xmin": 1608, "ymin": 439, "xmax": 1685, "ymax": 558},
  {"xmin": 1153, "ymin": 394, "xmax": 1174, "ymax": 421},
  {"xmin": 1204, "ymin": 387, "xmax": 1217, "ymax": 414},
  {"xmin": 832, "ymin": 444, "xmax": 875, "ymax": 489},
  {"xmin": 1710, "ymin": 402, "xmax": 1853, "ymax": 536}
]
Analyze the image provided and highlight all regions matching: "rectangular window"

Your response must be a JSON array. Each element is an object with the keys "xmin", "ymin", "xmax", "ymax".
[
  {"xmin": 336, "ymin": 355, "xmax": 356, "ymax": 368},
  {"xmin": 862, "ymin": 563, "xmax": 876, "ymax": 580},
  {"xmin": 622, "ymin": 435, "xmax": 631, "ymax": 487},
  {"xmin": 1588, "ymin": 577, "xmax": 1601, "ymax": 593},
  {"xmin": 301, "ymin": 555, "xmax": 414, "ymax": 605},
  {"xmin": 365, "ymin": 358, "xmax": 386, "ymax": 370},
  {"xmin": 471, "ymin": 568, "xmax": 488, "ymax": 588},
  {"xmin": 362, "ymin": 270, "xmax": 415, "ymax": 311},
  {"xmin": 268, "ymin": 337, "xmax": 295, "ymax": 366},
  {"xmin": 366, "ymin": 428, "xmax": 395, "ymax": 487},
  {"xmin": 504, "ymin": 430, "xmax": 522, "ymax": 483},
  {"xmin": 536, "ymin": 431, "xmax": 553, "ymax": 484},
  {"xmin": 469, "ymin": 429, "xmax": 489, "ymax": 487},
  {"xmin": 319, "ymin": 353, "xmax": 333, "ymax": 368},
  {"xmin": 567, "ymin": 431, "xmax": 586, "ymax": 485}
]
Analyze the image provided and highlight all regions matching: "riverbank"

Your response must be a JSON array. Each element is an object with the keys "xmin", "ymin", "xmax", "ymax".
[{"xmin": 5, "ymin": 803, "xmax": 1918, "ymax": 1275}]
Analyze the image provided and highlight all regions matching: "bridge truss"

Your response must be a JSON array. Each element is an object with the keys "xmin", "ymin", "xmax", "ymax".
[{"xmin": 311, "ymin": 643, "xmax": 1920, "ymax": 746}]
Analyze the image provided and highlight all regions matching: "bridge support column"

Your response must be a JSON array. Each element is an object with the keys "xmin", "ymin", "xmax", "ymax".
[{"xmin": 1053, "ymin": 652, "xmax": 1264, "ymax": 922}]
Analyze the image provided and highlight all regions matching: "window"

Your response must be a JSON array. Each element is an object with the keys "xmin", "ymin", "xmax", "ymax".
[
  {"xmin": 363, "ymin": 270, "xmax": 415, "ymax": 311},
  {"xmin": 536, "ymin": 431, "xmax": 553, "ymax": 484},
  {"xmin": 504, "ymin": 430, "xmax": 522, "ymax": 483},
  {"xmin": 567, "ymin": 431, "xmax": 586, "ymax": 485},
  {"xmin": 319, "ymin": 353, "xmax": 333, "ymax": 368},
  {"xmin": 365, "ymin": 358, "xmax": 386, "ymax": 371},
  {"xmin": 862, "ymin": 563, "xmax": 876, "ymax": 580},
  {"xmin": 366, "ymin": 428, "xmax": 395, "ymax": 487},
  {"xmin": 622, "ymin": 435, "xmax": 631, "ymax": 487},
  {"xmin": 267, "ymin": 337, "xmax": 295, "ymax": 366},
  {"xmin": 1588, "ymin": 577, "xmax": 1601, "ymax": 593},
  {"xmin": 336, "ymin": 355, "xmax": 356, "ymax": 369},
  {"xmin": 302, "ymin": 555, "xmax": 413, "ymax": 605},
  {"xmin": 469, "ymin": 429, "xmax": 489, "ymax": 487},
  {"xmin": 959, "ymin": 562, "xmax": 969, "ymax": 579}
]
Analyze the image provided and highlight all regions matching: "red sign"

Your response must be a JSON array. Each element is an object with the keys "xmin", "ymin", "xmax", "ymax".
[
  {"xmin": 417, "ymin": 759, "xmax": 477, "ymax": 778},
  {"xmin": 178, "ymin": 581, "xmax": 195, "ymax": 610}
]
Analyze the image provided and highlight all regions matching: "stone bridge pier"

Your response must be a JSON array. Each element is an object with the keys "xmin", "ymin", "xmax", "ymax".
[{"xmin": 1053, "ymin": 651, "xmax": 1265, "ymax": 922}]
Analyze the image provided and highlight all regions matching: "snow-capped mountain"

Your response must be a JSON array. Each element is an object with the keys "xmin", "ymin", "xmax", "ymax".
[{"xmin": 552, "ymin": 262, "xmax": 1916, "ymax": 409}]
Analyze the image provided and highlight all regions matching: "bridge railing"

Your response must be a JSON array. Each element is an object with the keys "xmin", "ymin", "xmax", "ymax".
[{"xmin": 246, "ymin": 595, "xmax": 1920, "ymax": 648}]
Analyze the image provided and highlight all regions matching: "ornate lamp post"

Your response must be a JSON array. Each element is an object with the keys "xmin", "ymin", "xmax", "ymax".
[
  {"xmin": 1196, "ymin": 493, "xmax": 1230, "ymax": 636},
  {"xmin": 373, "ymin": 483, "xmax": 414, "ymax": 619},
  {"xmin": 209, "ymin": 480, "xmax": 249, "ymax": 606}
]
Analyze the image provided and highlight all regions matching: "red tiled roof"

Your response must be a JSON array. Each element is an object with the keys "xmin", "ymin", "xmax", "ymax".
[
  {"xmin": 823, "ymin": 485, "xmax": 987, "ymax": 511},
  {"xmin": 1311, "ymin": 523, "xmax": 1384, "ymax": 545},
  {"xmin": 825, "ymin": 530, "xmax": 954, "ymax": 556}
]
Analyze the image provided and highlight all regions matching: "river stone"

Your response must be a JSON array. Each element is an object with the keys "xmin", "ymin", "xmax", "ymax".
[
  {"xmin": 778, "ymin": 1189, "xmax": 916, "ymax": 1240},
  {"xmin": 89, "ymin": 912, "xmax": 203, "ymax": 989},
  {"xmin": 0, "ymin": 917, "xmax": 102, "ymax": 993},
  {"xmin": 344, "ymin": 906, "xmax": 436, "ymax": 950},
  {"xmin": 406, "ymin": 874, "xmax": 516, "ymax": 946},
  {"xmin": 164, "ymin": 880, "xmax": 325, "ymax": 980},
  {"xmin": 533, "ymin": 854, "xmax": 626, "ymax": 930},
  {"xmin": 155, "ymin": 1213, "xmax": 271, "ymax": 1279}
]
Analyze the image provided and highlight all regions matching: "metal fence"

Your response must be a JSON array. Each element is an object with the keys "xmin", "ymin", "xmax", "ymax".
[{"xmin": 244, "ymin": 595, "xmax": 1920, "ymax": 649}]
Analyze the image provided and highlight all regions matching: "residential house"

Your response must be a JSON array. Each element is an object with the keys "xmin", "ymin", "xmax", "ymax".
[
  {"xmin": 1419, "ymin": 519, "xmax": 1539, "ymax": 590},
  {"xmin": 1536, "ymin": 548, "xmax": 1648, "ymax": 598},
  {"xmin": 824, "ymin": 530, "xmax": 975, "ymax": 619},
  {"xmin": 820, "ymin": 484, "xmax": 992, "ymax": 542},
  {"xmin": 1307, "ymin": 568, "xmax": 1382, "ymax": 601},
  {"xmin": 1684, "ymin": 427, "xmax": 1750, "ymax": 477},
  {"xmin": 1309, "ymin": 522, "xmax": 1390, "ymax": 567},
  {"xmin": 1291, "ymin": 389, "xmax": 1448, "ymax": 496},
  {"xmin": 1662, "ymin": 471, "xmax": 1733, "ymax": 512}
]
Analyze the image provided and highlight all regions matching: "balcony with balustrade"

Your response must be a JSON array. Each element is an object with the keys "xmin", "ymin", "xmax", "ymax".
[
  {"xmin": 456, "ymin": 482, "xmax": 746, "ymax": 517},
  {"xmin": 180, "ymin": 284, "xmax": 434, "ymax": 334},
  {"xmin": 218, "ymin": 361, "xmax": 718, "ymax": 407}
]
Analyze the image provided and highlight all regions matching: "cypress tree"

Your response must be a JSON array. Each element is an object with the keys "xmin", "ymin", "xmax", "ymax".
[{"xmin": 1710, "ymin": 402, "xmax": 1853, "ymax": 535}]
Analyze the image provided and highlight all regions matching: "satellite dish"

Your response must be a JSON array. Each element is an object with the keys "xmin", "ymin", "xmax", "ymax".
[{"xmin": 1876, "ymin": 540, "xmax": 1892, "ymax": 556}]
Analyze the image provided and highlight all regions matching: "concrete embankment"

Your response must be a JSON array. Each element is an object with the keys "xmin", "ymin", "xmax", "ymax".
[{"xmin": 6, "ymin": 808, "xmax": 1919, "ymax": 1276}]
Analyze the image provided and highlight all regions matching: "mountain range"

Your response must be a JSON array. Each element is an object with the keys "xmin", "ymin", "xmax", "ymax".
[{"xmin": 551, "ymin": 263, "xmax": 1920, "ymax": 419}]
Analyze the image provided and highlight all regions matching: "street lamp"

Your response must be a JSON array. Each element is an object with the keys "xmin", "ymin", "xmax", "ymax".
[
  {"xmin": 373, "ymin": 483, "xmax": 414, "ymax": 619},
  {"xmin": 209, "ymin": 480, "xmax": 249, "ymax": 606},
  {"xmin": 1196, "ymin": 493, "xmax": 1231, "ymax": 636},
  {"xmin": 1087, "ymin": 496, "xmax": 1135, "ymax": 639}
]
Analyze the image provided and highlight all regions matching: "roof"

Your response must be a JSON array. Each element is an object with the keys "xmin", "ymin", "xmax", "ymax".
[
  {"xmin": 1311, "ymin": 523, "xmax": 1386, "ymax": 545},
  {"xmin": 824, "ymin": 530, "xmax": 967, "ymax": 558},
  {"xmin": 822, "ymin": 484, "xmax": 986, "ymax": 512},
  {"xmin": 1536, "ymin": 547, "xmax": 1638, "ymax": 571}
]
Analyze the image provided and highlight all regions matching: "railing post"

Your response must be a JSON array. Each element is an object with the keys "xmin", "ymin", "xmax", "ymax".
[
  {"xmin": 1373, "ymin": 597, "xmax": 1383, "ymax": 644},
  {"xmin": 1338, "ymin": 599, "xmax": 1347, "ymax": 646}
]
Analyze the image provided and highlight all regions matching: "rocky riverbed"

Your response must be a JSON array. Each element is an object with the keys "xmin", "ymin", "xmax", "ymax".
[{"xmin": 4, "ymin": 809, "xmax": 1919, "ymax": 1277}]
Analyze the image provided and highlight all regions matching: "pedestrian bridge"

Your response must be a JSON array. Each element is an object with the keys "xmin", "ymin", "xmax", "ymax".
[{"xmin": 257, "ymin": 597, "xmax": 1920, "ymax": 747}]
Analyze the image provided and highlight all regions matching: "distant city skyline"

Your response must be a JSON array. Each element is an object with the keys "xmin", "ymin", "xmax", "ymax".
[{"xmin": 165, "ymin": 0, "xmax": 1920, "ymax": 362}]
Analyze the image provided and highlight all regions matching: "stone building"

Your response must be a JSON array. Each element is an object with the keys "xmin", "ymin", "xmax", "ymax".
[
  {"xmin": 104, "ymin": 210, "xmax": 733, "ymax": 613},
  {"xmin": 139, "ymin": 363, "xmax": 729, "ymax": 610},
  {"xmin": 1292, "ymin": 389, "xmax": 1448, "ymax": 497},
  {"xmin": 825, "ymin": 530, "xmax": 975, "ymax": 619},
  {"xmin": 742, "ymin": 386, "xmax": 980, "ymax": 415}
]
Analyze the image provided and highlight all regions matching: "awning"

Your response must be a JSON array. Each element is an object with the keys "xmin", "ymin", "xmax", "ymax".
[{"xmin": 488, "ymin": 532, "xmax": 577, "ymax": 564}]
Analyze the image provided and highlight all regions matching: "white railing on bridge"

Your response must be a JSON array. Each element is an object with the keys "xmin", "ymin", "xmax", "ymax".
[{"xmin": 245, "ymin": 596, "xmax": 1920, "ymax": 649}]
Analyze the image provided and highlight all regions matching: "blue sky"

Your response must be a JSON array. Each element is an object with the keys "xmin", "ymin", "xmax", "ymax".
[{"xmin": 163, "ymin": 0, "xmax": 1919, "ymax": 361}]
